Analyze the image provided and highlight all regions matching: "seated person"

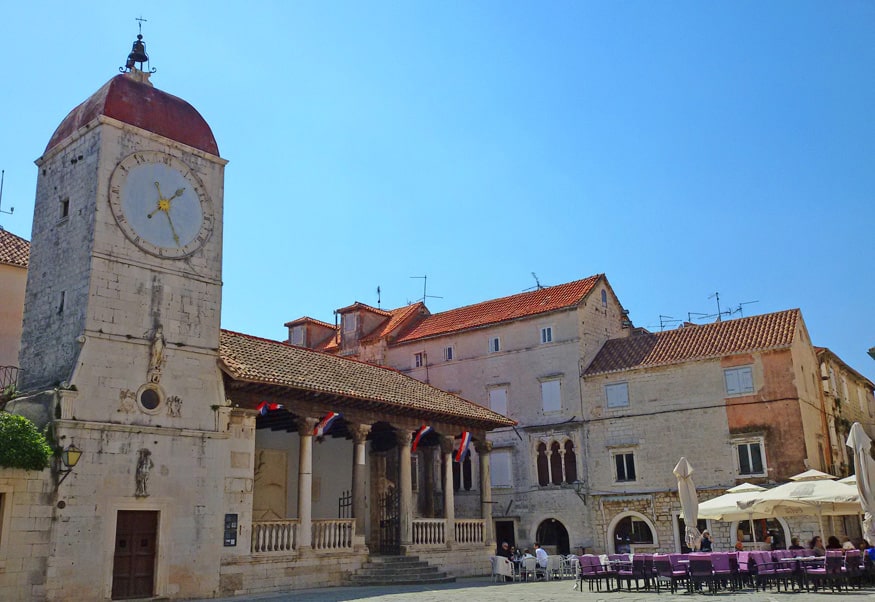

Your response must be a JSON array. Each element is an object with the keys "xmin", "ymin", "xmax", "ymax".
[
  {"xmin": 699, "ymin": 530, "xmax": 713, "ymax": 552},
  {"xmin": 825, "ymin": 535, "xmax": 842, "ymax": 550},
  {"xmin": 497, "ymin": 541, "xmax": 513, "ymax": 559},
  {"xmin": 788, "ymin": 537, "xmax": 805, "ymax": 550},
  {"xmin": 810, "ymin": 536, "xmax": 825, "ymax": 556},
  {"xmin": 534, "ymin": 542, "xmax": 548, "ymax": 568}
]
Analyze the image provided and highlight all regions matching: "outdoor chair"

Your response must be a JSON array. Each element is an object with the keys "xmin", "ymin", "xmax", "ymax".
[
  {"xmin": 545, "ymin": 555, "xmax": 563, "ymax": 580},
  {"xmin": 653, "ymin": 554, "xmax": 688, "ymax": 594},
  {"xmin": 490, "ymin": 555, "xmax": 517, "ymax": 583},
  {"xmin": 803, "ymin": 551, "xmax": 846, "ymax": 592},
  {"xmin": 562, "ymin": 555, "xmax": 580, "ymax": 580},
  {"xmin": 845, "ymin": 550, "xmax": 863, "ymax": 589},
  {"xmin": 748, "ymin": 551, "xmax": 782, "ymax": 592},
  {"xmin": 520, "ymin": 557, "xmax": 538, "ymax": 582},
  {"xmin": 577, "ymin": 555, "xmax": 615, "ymax": 592},
  {"xmin": 687, "ymin": 555, "xmax": 715, "ymax": 594},
  {"xmin": 617, "ymin": 554, "xmax": 651, "ymax": 591},
  {"xmin": 710, "ymin": 552, "xmax": 734, "ymax": 591}
]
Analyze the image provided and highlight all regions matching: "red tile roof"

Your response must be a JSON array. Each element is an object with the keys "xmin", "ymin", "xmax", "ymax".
[
  {"xmin": 393, "ymin": 275, "xmax": 604, "ymax": 343},
  {"xmin": 284, "ymin": 316, "xmax": 336, "ymax": 329},
  {"xmin": 0, "ymin": 229, "xmax": 29, "ymax": 267},
  {"xmin": 361, "ymin": 302, "xmax": 427, "ymax": 343},
  {"xmin": 219, "ymin": 329, "xmax": 514, "ymax": 428},
  {"xmin": 584, "ymin": 309, "xmax": 801, "ymax": 375}
]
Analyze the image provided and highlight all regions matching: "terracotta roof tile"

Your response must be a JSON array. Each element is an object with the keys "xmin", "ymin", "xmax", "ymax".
[
  {"xmin": 584, "ymin": 309, "xmax": 801, "ymax": 375},
  {"xmin": 284, "ymin": 316, "xmax": 336, "ymax": 329},
  {"xmin": 219, "ymin": 329, "xmax": 514, "ymax": 428},
  {"xmin": 394, "ymin": 275, "xmax": 603, "ymax": 343},
  {"xmin": 0, "ymin": 229, "xmax": 29, "ymax": 267},
  {"xmin": 361, "ymin": 302, "xmax": 427, "ymax": 343}
]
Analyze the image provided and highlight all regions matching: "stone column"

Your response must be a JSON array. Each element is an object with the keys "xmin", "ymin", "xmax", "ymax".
[
  {"xmin": 476, "ymin": 439, "xmax": 494, "ymax": 546},
  {"xmin": 296, "ymin": 417, "xmax": 319, "ymax": 549},
  {"xmin": 422, "ymin": 445, "xmax": 436, "ymax": 516},
  {"xmin": 396, "ymin": 429, "xmax": 413, "ymax": 546},
  {"xmin": 351, "ymin": 423, "xmax": 371, "ymax": 535},
  {"xmin": 440, "ymin": 435, "xmax": 456, "ymax": 544}
]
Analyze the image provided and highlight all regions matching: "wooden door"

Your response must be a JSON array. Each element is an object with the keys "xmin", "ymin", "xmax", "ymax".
[{"xmin": 112, "ymin": 510, "xmax": 157, "ymax": 599}]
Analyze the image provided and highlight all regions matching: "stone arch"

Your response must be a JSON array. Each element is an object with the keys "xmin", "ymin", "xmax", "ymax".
[
  {"xmin": 535, "ymin": 517, "xmax": 571, "ymax": 555},
  {"xmin": 730, "ymin": 516, "xmax": 791, "ymax": 549},
  {"xmin": 606, "ymin": 511, "xmax": 659, "ymax": 553}
]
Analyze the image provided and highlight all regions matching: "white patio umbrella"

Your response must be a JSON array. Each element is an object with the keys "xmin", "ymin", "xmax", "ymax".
[
  {"xmin": 697, "ymin": 482, "xmax": 769, "ymax": 544},
  {"xmin": 846, "ymin": 422, "xmax": 875, "ymax": 542},
  {"xmin": 737, "ymin": 469, "xmax": 861, "ymax": 539},
  {"xmin": 673, "ymin": 457, "xmax": 701, "ymax": 550}
]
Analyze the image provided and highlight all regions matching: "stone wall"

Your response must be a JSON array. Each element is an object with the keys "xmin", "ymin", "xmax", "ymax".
[{"xmin": 0, "ymin": 468, "xmax": 54, "ymax": 602}]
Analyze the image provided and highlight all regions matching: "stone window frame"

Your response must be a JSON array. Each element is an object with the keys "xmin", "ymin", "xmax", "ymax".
[
  {"xmin": 534, "ymin": 435, "xmax": 577, "ymax": 487},
  {"xmin": 488, "ymin": 336, "xmax": 501, "ymax": 353},
  {"xmin": 612, "ymin": 449, "xmax": 637, "ymax": 483},
  {"xmin": 732, "ymin": 435, "xmax": 767, "ymax": 477},
  {"xmin": 413, "ymin": 352, "xmax": 425, "ymax": 369},
  {"xmin": 539, "ymin": 376, "xmax": 562, "ymax": 414},
  {"xmin": 539, "ymin": 325, "xmax": 553, "ymax": 344},
  {"xmin": 487, "ymin": 384, "xmax": 509, "ymax": 417},
  {"xmin": 490, "ymin": 448, "xmax": 514, "ymax": 489},
  {"xmin": 443, "ymin": 345, "xmax": 454, "ymax": 361}
]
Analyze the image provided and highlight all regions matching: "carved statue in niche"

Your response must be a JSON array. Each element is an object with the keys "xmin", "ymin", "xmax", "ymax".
[
  {"xmin": 135, "ymin": 448, "xmax": 154, "ymax": 497},
  {"xmin": 148, "ymin": 326, "xmax": 165, "ymax": 383},
  {"xmin": 166, "ymin": 395, "xmax": 182, "ymax": 418},
  {"xmin": 118, "ymin": 389, "xmax": 136, "ymax": 413}
]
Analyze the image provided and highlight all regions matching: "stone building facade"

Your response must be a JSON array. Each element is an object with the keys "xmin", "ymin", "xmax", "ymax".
[{"xmin": 0, "ymin": 229, "xmax": 28, "ymax": 384}]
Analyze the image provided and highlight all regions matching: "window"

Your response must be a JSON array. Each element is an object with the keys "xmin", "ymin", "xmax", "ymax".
[
  {"xmin": 488, "ymin": 337, "xmax": 501, "ymax": 353},
  {"xmin": 290, "ymin": 326, "xmax": 304, "ymax": 346},
  {"xmin": 601, "ymin": 289, "xmax": 608, "ymax": 307},
  {"xmin": 734, "ymin": 438, "xmax": 766, "ymax": 476},
  {"xmin": 564, "ymin": 440, "xmax": 578, "ymax": 484},
  {"xmin": 614, "ymin": 452, "xmax": 636, "ymax": 482},
  {"xmin": 59, "ymin": 197, "xmax": 70, "ymax": 219},
  {"xmin": 614, "ymin": 515, "xmax": 654, "ymax": 545},
  {"xmin": 413, "ymin": 352, "xmax": 424, "ymax": 368},
  {"xmin": 536, "ymin": 442, "xmax": 549, "ymax": 486},
  {"xmin": 724, "ymin": 366, "xmax": 754, "ymax": 395},
  {"xmin": 491, "ymin": 450, "xmax": 513, "ymax": 488},
  {"xmin": 443, "ymin": 345, "xmax": 454, "ymax": 361},
  {"xmin": 58, "ymin": 291, "xmax": 65, "ymax": 314},
  {"xmin": 605, "ymin": 382, "xmax": 629, "ymax": 408},
  {"xmin": 488, "ymin": 387, "xmax": 508, "ymax": 416},
  {"xmin": 541, "ymin": 379, "xmax": 561, "ymax": 413},
  {"xmin": 540, "ymin": 327, "xmax": 553, "ymax": 344},
  {"xmin": 452, "ymin": 455, "xmax": 473, "ymax": 492},
  {"xmin": 342, "ymin": 313, "xmax": 356, "ymax": 333}
]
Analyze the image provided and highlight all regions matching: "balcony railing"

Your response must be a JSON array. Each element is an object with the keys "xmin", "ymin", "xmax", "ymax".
[
  {"xmin": 455, "ymin": 519, "xmax": 484, "ymax": 544},
  {"xmin": 412, "ymin": 518, "xmax": 446, "ymax": 545},
  {"xmin": 251, "ymin": 519, "xmax": 355, "ymax": 554},
  {"xmin": 312, "ymin": 519, "xmax": 355, "ymax": 550}
]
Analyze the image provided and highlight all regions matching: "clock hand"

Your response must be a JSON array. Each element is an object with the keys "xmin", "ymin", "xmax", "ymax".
[{"xmin": 163, "ymin": 209, "xmax": 181, "ymax": 246}]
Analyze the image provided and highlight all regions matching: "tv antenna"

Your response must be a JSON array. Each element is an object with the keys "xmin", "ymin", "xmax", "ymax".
[
  {"xmin": 659, "ymin": 314, "xmax": 681, "ymax": 331},
  {"xmin": 410, "ymin": 275, "xmax": 443, "ymax": 303},
  {"xmin": 0, "ymin": 171, "xmax": 14, "ymax": 217},
  {"xmin": 732, "ymin": 300, "xmax": 759, "ymax": 317},
  {"xmin": 376, "ymin": 286, "xmax": 381, "ymax": 309},
  {"xmin": 524, "ymin": 272, "xmax": 546, "ymax": 291},
  {"xmin": 687, "ymin": 291, "xmax": 740, "ymax": 323}
]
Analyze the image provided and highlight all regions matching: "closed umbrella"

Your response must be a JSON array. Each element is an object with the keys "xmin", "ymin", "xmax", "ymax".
[
  {"xmin": 846, "ymin": 422, "xmax": 875, "ymax": 542},
  {"xmin": 673, "ymin": 457, "xmax": 701, "ymax": 550}
]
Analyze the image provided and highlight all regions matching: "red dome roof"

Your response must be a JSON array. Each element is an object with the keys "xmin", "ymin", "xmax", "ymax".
[{"xmin": 45, "ymin": 74, "xmax": 219, "ymax": 156}]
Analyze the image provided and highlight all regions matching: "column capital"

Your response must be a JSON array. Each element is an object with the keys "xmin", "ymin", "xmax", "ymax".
[
  {"xmin": 395, "ymin": 428, "xmax": 412, "ymax": 447},
  {"xmin": 439, "ymin": 435, "xmax": 456, "ymax": 455},
  {"xmin": 294, "ymin": 416, "xmax": 319, "ymax": 434},
  {"xmin": 351, "ymin": 423, "xmax": 372, "ymax": 444},
  {"xmin": 474, "ymin": 439, "xmax": 493, "ymax": 454}
]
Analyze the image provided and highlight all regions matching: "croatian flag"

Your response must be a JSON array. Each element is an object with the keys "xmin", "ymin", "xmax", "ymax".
[
  {"xmin": 455, "ymin": 431, "xmax": 472, "ymax": 462},
  {"xmin": 256, "ymin": 401, "xmax": 284, "ymax": 416},
  {"xmin": 314, "ymin": 411, "xmax": 342, "ymax": 437},
  {"xmin": 411, "ymin": 425, "xmax": 432, "ymax": 453}
]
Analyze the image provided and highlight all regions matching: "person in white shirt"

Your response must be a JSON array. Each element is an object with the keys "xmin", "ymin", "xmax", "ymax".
[{"xmin": 534, "ymin": 542, "xmax": 548, "ymax": 568}]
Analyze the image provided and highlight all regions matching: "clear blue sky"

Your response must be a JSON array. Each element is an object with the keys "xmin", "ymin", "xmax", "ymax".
[{"xmin": 1, "ymin": 2, "xmax": 873, "ymax": 380}]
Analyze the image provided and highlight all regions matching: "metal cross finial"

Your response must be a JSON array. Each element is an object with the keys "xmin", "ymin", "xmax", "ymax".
[{"xmin": 136, "ymin": 16, "xmax": 148, "ymax": 35}]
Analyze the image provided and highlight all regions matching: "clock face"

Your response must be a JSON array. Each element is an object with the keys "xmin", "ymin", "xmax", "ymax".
[{"xmin": 109, "ymin": 151, "xmax": 214, "ymax": 259}]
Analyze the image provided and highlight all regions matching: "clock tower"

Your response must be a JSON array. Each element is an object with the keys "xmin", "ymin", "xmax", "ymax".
[{"xmin": 15, "ymin": 33, "xmax": 253, "ymax": 600}]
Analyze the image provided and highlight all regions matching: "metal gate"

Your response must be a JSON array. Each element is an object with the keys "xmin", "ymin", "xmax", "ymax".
[{"xmin": 378, "ymin": 486, "xmax": 400, "ymax": 555}]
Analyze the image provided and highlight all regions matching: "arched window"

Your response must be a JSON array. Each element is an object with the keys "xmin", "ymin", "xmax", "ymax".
[
  {"xmin": 564, "ymin": 440, "xmax": 577, "ymax": 483},
  {"xmin": 601, "ymin": 289, "xmax": 608, "ymax": 307},
  {"xmin": 614, "ymin": 515, "xmax": 655, "ymax": 549},
  {"xmin": 536, "ymin": 442, "xmax": 549, "ymax": 486},
  {"xmin": 550, "ymin": 441, "xmax": 563, "ymax": 485}
]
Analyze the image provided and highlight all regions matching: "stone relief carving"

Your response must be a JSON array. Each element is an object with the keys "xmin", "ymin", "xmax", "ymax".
[
  {"xmin": 135, "ymin": 448, "xmax": 154, "ymax": 497},
  {"xmin": 166, "ymin": 395, "xmax": 182, "ymax": 417},
  {"xmin": 148, "ymin": 326, "xmax": 165, "ymax": 383},
  {"xmin": 118, "ymin": 389, "xmax": 137, "ymax": 413}
]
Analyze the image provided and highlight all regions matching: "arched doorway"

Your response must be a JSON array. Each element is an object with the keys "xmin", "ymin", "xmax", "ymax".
[
  {"xmin": 535, "ymin": 518, "xmax": 570, "ymax": 554},
  {"xmin": 607, "ymin": 512, "xmax": 658, "ymax": 553},
  {"xmin": 731, "ymin": 517, "xmax": 790, "ymax": 549}
]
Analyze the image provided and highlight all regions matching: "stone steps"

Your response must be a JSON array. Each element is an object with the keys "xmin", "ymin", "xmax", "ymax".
[{"xmin": 349, "ymin": 555, "xmax": 456, "ymax": 586}]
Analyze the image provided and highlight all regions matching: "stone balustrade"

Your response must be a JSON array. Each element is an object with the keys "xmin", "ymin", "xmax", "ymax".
[
  {"xmin": 412, "ymin": 518, "xmax": 446, "ymax": 545},
  {"xmin": 311, "ymin": 519, "xmax": 355, "ymax": 550},
  {"xmin": 252, "ymin": 519, "xmax": 299, "ymax": 553},
  {"xmin": 454, "ymin": 519, "xmax": 484, "ymax": 544}
]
